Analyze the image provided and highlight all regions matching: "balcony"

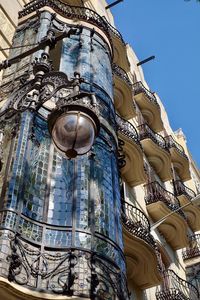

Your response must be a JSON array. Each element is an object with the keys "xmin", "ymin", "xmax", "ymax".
[
  {"xmin": 105, "ymin": 19, "xmax": 130, "ymax": 72},
  {"xmin": 116, "ymin": 115, "xmax": 146, "ymax": 186},
  {"xmin": 113, "ymin": 64, "xmax": 136, "ymax": 119},
  {"xmin": 156, "ymin": 269, "xmax": 199, "ymax": 300},
  {"xmin": 133, "ymin": 81, "xmax": 163, "ymax": 132},
  {"xmin": 145, "ymin": 181, "xmax": 188, "ymax": 250},
  {"xmin": 122, "ymin": 201, "xmax": 162, "ymax": 289},
  {"xmin": 174, "ymin": 180, "xmax": 200, "ymax": 231},
  {"xmin": 182, "ymin": 234, "xmax": 200, "ymax": 263},
  {"xmin": 138, "ymin": 124, "xmax": 172, "ymax": 181},
  {"xmin": 165, "ymin": 135, "xmax": 191, "ymax": 181}
]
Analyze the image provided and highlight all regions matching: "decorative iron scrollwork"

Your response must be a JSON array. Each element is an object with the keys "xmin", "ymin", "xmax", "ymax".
[
  {"xmin": 7, "ymin": 234, "xmax": 129, "ymax": 299},
  {"xmin": 118, "ymin": 139, "xmax": 126, "ymax": 169}
]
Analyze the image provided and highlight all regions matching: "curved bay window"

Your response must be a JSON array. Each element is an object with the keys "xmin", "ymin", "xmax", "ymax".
[{"xmin": 0, "ymin": 11, "xmax": 129, "ymax": 299}]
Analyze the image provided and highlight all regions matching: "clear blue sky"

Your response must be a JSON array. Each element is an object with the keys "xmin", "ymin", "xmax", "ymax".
[{"xmin": 107, "ymin": 0, "xmax": 200, "ymax": 168}]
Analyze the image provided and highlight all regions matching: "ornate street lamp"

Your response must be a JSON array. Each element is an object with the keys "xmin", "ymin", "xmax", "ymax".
[{"xmin": 41, "ymin": 71, "xmax": 100, "ymax": 158}]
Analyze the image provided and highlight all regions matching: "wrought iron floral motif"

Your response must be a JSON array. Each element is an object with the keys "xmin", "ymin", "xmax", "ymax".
[
  {"xmin": 117, "ymin": 139, "xmax": 126, "ymax": 169},
  {"xmin": 0, "ymin": 63, "xmax": 99, "ymax": 129},
  {"xmin": 156, "ymin": 269, "xmax": 199, "ymax": 300},
  {"xmin": 7, "ymin": 234, "xmax": 24, "ymax": 283},
  {"xmin": 90, "ymin": 254, "xmax": 130, "ymax": 300},
  {"xmin": 39, "ymin": 71, "xmax": 83, "ymax": 106},
  {"xmin": 6, "ymin": 234, "xmax": 129, "ymax": 299}
]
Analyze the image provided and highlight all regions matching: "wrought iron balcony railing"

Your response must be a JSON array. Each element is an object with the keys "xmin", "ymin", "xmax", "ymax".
[
  {"xmin": 112, "ymin": 64, "xmax": 132, "ymax": 86},
  {"xmin": 102, "ymin": 16, "xmax": 125, "ymax": 44},
  {"xmin": 138, "ymin": 123, "xmax": 168, "ymax": 152},
  {"xmin": 116, "ymin": 114, "xmax": 141, "ymax": 147},
  {"xmin": 182, "ymin": 234, "xmax": 200, "ymax": 260},
  {"xmin": 173, "ymin": 180, "xmax": 196, "ymax": 199},
  {"xmin": 133, "ymin": 81, "xmax": 159, "ymax": 107},
  {"xmin": 165, "ymin": 135, "xmax": 188, "ymax": 160},
  {"xmin": 122, "ymin": 201, "xmax": 156, "ymax": 248},
  {"xmin": 156, "ymin": 269, "xmax": 199, "ymax": 300},
  {"xmin": 20, "ymin": 0, "xmax": 125, "ymax": 46},
  {"xmin": 144, "ymin": 181, "xmax": 185, "ymax": 219}
]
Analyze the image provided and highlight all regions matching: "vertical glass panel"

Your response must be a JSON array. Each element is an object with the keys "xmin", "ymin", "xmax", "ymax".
[
  {"xmin": 60, "ymin": 28, "xmax": 113, "ymax": 98},
  {"xmin": 47, "ymin": 152, "xmax": 73, "ymax": 226},
  {"xmin": 111, "ymin": 154, "xmax": 123, "ymax": 249},
  {"xmin": 45, "ymin": 229, "xmax": 72, "ymax": 247},
  {"xmin": 93, "ymin": 135, "xmax": 116, "ymax": 243},
  {"xmin": 75, "ymin": 232, "xmax": 91, "ymax": 249},
  {"xmin": 3, "ymin": 112, "xmax": 32, "ymax": 210},
  {"xmin": 21, "ymin": 115, "xmax": 50, "ymax": 221},
  {"xmin": 60, "ymin": 34, "xmax": 80, "ymax": 77},
  {"xmin": 18, "ymin": 217, "xmax": 43, "ymax": 243},
  {"xmin": 94, "ymin": 236, "xmax": 125, "ymax": 272},
  {"xmin": 75, "ymin": 156, "xmax": 90, "ymax": 230},
  {"xmin": 91, "ymin": 36, "xmax": 113, "ymax": 98},
  {"xmin": 0, "ymin": 211, "xmax": 17, "ymax": 230}
]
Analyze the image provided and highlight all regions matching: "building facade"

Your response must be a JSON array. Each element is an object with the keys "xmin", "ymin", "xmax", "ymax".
[{"xmin": 0, "ymin": 0, "xmax": 199, "ymax": 299}]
